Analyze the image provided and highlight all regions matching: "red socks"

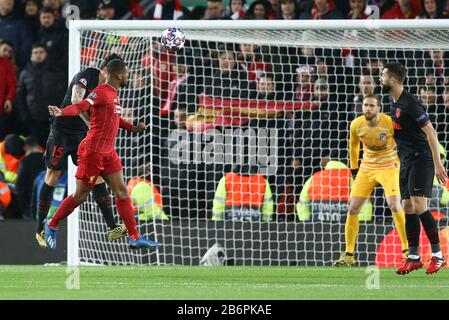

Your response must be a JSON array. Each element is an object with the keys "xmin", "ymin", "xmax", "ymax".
[
  {"xmin": 116, "ymin": 197, "xmax": 140, "ymax": 240},
  {"xmin": 49, "ymin": 195, "xmax": 140, "ymax": 240},
  {"xmin": 48, "ymin": 195, "xmax": 79, "ymax": 229}
]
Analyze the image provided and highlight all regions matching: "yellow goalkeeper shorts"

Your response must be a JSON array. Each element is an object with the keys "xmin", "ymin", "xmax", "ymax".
[{"xmin": 350, "ymin": 166, "xmax": 400, "ymax": 198}]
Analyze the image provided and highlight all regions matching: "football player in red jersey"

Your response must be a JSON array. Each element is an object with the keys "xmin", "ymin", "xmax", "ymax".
[{"xmin": 45, "ymin": 59, "xmax": 160, "ymax": 250}]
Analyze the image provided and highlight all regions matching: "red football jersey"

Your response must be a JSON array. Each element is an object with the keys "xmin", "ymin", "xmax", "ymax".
[{"xmin": 84, "ymin": 83, "xmax": 125, "ymax": 153}]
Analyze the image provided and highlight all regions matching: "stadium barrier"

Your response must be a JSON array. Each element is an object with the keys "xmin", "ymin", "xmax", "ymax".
[{"xmin": 0, "ymin": 221, "xmax": 67, "ymax": 264}]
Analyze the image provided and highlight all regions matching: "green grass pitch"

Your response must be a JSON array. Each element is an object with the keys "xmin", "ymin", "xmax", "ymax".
[{"xmin": 1, "ymin": 265, "xmax": 448, "ymax": 300}]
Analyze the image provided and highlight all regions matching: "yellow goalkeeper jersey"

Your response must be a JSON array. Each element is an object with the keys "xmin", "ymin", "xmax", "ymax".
[{"xmin": 349, "ymin": 113, "xmax": 399, "ymax": 170}]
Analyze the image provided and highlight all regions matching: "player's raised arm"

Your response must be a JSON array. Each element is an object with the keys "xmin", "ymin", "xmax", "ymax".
[
  {"xmin": 49, "ymin": 90, "xmax": 102, "ymax": 117},
  {"xmin": 48, "ymin": 99, "xmax": 92, "ymax": 117}
]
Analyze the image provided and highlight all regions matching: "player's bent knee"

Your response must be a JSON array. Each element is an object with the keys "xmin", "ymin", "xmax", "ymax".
[
  {"xmin": 410, "ymin": 197, "xmax": 428, "ymax": 213},
  {"xmin": 348, "ymin": 199, "xmax": 365, "ymax": 215},
  {"xmin": 348, "ymin": 205, "xmax": 362, "ymax": 215}
]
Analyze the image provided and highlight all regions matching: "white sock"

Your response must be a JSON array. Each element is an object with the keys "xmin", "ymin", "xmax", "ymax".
[
  {"xmin": 432, "ymin": 251, "xmax": 443, "ymax": 259},
  {"xmin": 408, "ymin": 254, "xmax": 420, "ymax": 260}
]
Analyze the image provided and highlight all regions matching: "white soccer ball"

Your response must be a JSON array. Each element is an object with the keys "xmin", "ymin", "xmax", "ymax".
[{"xmin": 160, "ymin": 27, "xmax": 186, "ymax": 52}]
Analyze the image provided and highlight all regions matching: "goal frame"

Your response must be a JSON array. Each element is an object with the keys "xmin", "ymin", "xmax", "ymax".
[{"xmin": 67, "ymin": 19, "xmax": 449, "ymax": 266}]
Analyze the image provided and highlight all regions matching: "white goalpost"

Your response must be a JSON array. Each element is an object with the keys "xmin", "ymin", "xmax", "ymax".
[{"xmin": 67, "ymin": 19, "xmax": 449, "ymax": 267}]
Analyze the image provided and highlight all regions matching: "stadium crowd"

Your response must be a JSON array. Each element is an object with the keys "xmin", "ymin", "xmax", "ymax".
[{"xmin": 1, "ymin": 0, "xmax": 449, "ymax": 222}]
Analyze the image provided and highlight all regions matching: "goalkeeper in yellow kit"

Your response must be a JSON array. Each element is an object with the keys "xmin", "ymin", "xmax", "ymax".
[{"xmin": 334, "ymin": 94, "xmax": 408, "ymax": 267}]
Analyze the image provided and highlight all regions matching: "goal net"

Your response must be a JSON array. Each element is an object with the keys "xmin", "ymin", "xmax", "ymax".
[{"xmin": 67, "ymin": 20, "xmax": 449, "ymax": 267}]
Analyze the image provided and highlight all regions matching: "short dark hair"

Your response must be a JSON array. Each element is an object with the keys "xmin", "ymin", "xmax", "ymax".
[
  {"xmin": 100, "ymin": 53, "xmax": 123, "ymax": 70},
  {"xmin": 106, "ymin": 59, "xmax": 127, "ymax": 76},
  {"xmin": 383, "ymin": 62, "xmax": 406, "ymax": 83},
  {"xmin": 40, "ymin": 6, "xmax": 54, "ymax": 15},
  {"xmin": 32, "ymin": 42, "xmax": 47, "ymax": 51},
  {"xmin": 0, "ymin": 40, "xmax": 13, "ymax": 48},
  {"xmin": 4, "ymin": 134, "xmax": 25, "ymax": 158},
  {"xmin": 363, "ymin": 94, "xmax": 381, "ymax": 105}
]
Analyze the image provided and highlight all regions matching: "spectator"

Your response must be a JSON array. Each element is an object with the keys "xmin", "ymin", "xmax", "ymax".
[
  {"xmin": 300, "ymin": 0, "xmax": 344, "ymax": 19},
  {"xmin": 420, "ymin": 69, "xmax": 437, "ymax": 87},
  {"xmin": 296, "ymin": 151, "xmax": 372, "ymax": 221},
  {"xmin": 351, "ymin": 74, "xmax": 375, "ymax": 115},
  {"xmin": 148, "ymin": 0, "xmax": 189, "ymax": 20},
  {"xmin": 278, "ymin": 0, "xmax": 301, "ymax": 19},
  {"xmin": 16, "ymin": 43, "xmax": 66, "ymax": 147},
  {"xmin": 0, "ymin": 46, "xmax": 17, "ymax": 141},
  {"xmin": 245, "ymin": 0, "xmax": 272, "ymax": 19},
  {"xmin": 250, "ymin": 72, "xmax": 283, "ymax": 100},
  {"xmin": 0, "ymin": 134, "xmax": 24, "ymax": 184},
  {"xmin": 0, "ymin": 174, "xmax": 12, "ymax": 219},
  {"xmin": 238, "ymin": 43, "xmax": 271, "ymax": 82},
  {"xmin": 416, "ymin": 0, "xmax": 443, "ymax": 18},
  {"xmin": 15, "ymin": 136, "xmax": 44, "ymax": 220},
  {"xmin": 425, "ymin": 50, "xmax": 449, "ymax": 87},
  {"xmin": 127, "ymin": 177, "xmax": 169, "ymax": 221},
  {"xmin": 97, "ymin": 0, "xmax": 116, "ymax": 20},
  {"xmin": 381, "ymin": 0, "xmax": 420, "ymax": 19},
  {"xmin": 0, "ymin": 136, "xmax": 23, "ymax": 219},
  {"xmin": 205, "ymin": 48, "xmax": 250, "ymax": 98},
  {"xmin": 0, "ymin": 40, "xmax": 19, "ymax": 85},
  {"xmin": 0, "ymin": 40, "xmax": 14, "ymax": 64},
  {"xmin": 212, "ymin": 164, "xmax": 274, "ymax": 222},
  {"xmin": 294, "ymin": 65, "xmax": 316, "ymax": 102},
  {"xmin": 347, "ymin": 0, "xmax": 369, "ymax": 18},
  {"xmin": 0, "ymin": 0, "xmax": 35, "ymax": 69},
  {"xmin": 206, "ymin": 0, "xmax": 229, "ymax": 19},
  {"xmin": 23, "ymin": 0, "xmax": 41, "ymax": 41},
  {"xmin": 38, "ymin": 6, "xmax": 68, "ymax": 73},
  {"xmin": 419, "ymin": 85, "xmax": 437, "ymax": 108},
  {"xmin": 226, "ymin": 0, "xmax": 247, "ymax": 19}
]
